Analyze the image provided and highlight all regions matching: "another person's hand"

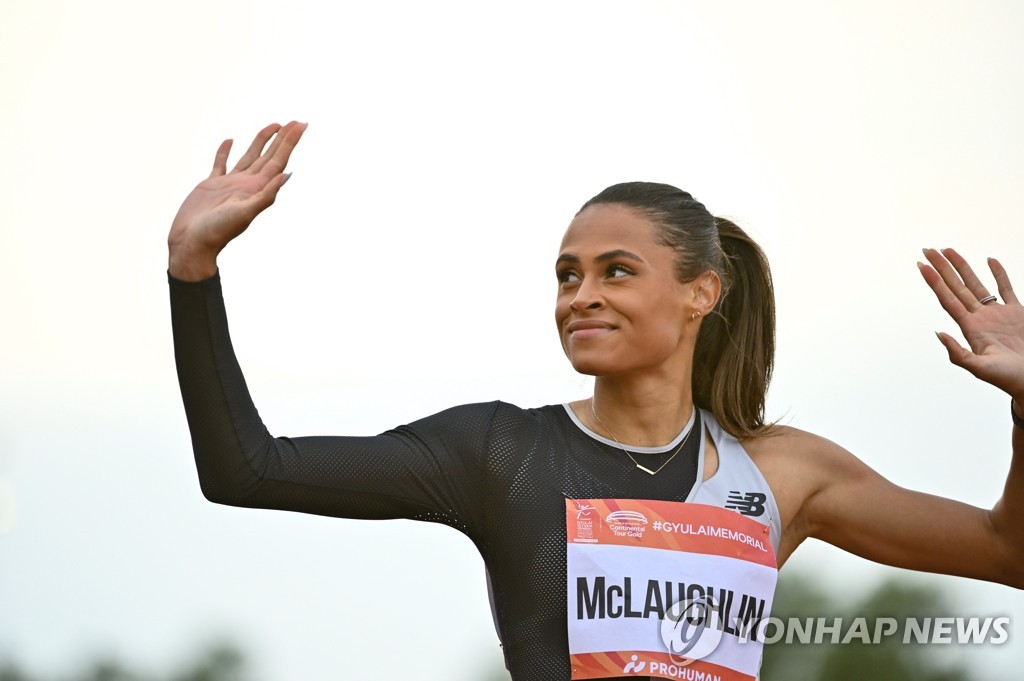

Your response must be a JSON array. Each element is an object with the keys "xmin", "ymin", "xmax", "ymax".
[
  {"xmin": 919, "ymin": 248, "xmax": 1024, "ymax": 405},
  {"xmin": 168, "ymin": 121, "xmax": 307, "ymax": 281}
]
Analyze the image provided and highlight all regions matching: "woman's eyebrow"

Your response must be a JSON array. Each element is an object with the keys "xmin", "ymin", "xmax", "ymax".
[
  {"xmin": 596, "ymin": 249, "xmax": 645, "ymax": 264},
  {"xmin": 555, "ymin": 249, "xmax": 646, "ymax": 267}
]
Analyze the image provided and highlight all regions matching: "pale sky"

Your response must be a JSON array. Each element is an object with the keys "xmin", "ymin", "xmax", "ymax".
[{"xmin": 2, "ymin": 1, "xmax": 1024, "ymax": 679}]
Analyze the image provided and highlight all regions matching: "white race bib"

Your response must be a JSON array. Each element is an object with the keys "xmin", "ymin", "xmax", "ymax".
[{"xmin": 566, "ymin": 499, "xmax": 778, "ymax": 681}]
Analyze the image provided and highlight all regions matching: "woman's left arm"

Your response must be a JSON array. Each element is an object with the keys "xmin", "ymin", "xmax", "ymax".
[{"xmin": 789, "ymin": 249, "xmax": 1024, "ymax": 587}]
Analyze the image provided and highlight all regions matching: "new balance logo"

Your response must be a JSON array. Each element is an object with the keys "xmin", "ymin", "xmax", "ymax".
[{"xmin": 725, "ymin": 491, "xmax": 767, "ymax": 517}]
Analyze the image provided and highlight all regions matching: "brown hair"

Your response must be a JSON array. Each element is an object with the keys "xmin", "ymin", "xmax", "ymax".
[{"xmin": 578, "ymin": 182, "xmax": 776, "ymax": 439}]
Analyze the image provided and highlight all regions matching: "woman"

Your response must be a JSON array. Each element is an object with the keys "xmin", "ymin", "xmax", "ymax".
[{"xmin": 168, "ymin": 121, "xmax": 1024, "ymax": 681}]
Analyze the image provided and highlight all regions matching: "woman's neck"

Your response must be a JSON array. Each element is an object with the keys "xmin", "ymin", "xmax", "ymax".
[{"xmin": 574, "ymin": 373, "xmax": 695, "ymax": 447}]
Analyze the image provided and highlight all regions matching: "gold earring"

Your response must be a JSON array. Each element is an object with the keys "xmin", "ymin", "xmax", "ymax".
[{"xmin": 691, "ymin": 311, "xmax": 702, "ymax": 321}]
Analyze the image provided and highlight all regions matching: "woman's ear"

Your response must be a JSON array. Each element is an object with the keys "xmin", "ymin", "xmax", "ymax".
[{"xmin": 692, "ymin": 271, "xmax": 722, "ymax": 315}]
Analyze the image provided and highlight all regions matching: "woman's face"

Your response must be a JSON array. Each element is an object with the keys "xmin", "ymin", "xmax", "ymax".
[{"xmin": 555, "ymin": 203, "xmax": 707, "ymax": 378}]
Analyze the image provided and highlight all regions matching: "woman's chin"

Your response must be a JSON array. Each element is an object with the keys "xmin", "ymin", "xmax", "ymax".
[{"xmin": 567, "ymin": 357, "xmax": 619, "ymax": 377}]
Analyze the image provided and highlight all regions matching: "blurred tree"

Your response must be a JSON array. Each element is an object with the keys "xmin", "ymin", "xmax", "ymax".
[
  {"xmin": 761, "ymin": 574, "xmax": 969, "ymax": 681},
  {"xmin": 0, "ymin": 642, "xmax": 247, "ymax": 681},
  {"xmin": 76, "ymin": 658, "xmax": 144, "ymax": 681},
  {"xmin": 0, "ymin": 660, "xmax": 33, "ymax": 681},
  {"xmin": 757, "ymin": 572, "xmax": 835, "ymax": 680},
  {"xmin": 170, "ymin": 643, "xmax": 245, "ymax": 681}
]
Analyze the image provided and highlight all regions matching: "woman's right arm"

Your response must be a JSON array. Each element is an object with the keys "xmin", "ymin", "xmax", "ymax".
[{"xmin": 167, "ymin": 124, "xmax": 492, "ymax": 535}]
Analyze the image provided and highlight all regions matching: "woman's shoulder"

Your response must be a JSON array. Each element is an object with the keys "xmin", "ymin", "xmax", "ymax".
[
  {"xmin": 406, "ymin": 399, "xmax": 553, "ymax": 418},
  {"xmin": 742, "ymin": 421, "xmax": 848, "ymax": 460},
  {"xmin": 705, "ymin": 413, "xmax": 838, "ymax": 466},
  {"xmin": 442, "ymin": 400, "xmax": 567, "ymax": 421},
  {"xmin": 404, "ymin": 400, "xmax": 566, "ymax": 438},
  {"xmin": 741, "ymin": 423, "xmax": 871, "ymax": 510},
  {"xmin": 735, "ymin": 423, "xmax": 872, "ymax": 558}
]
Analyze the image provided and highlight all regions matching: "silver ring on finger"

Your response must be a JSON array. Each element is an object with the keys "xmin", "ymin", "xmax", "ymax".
[{"xmin": 979, "ymin": 294, "xmax": 998, "ymax": 305}]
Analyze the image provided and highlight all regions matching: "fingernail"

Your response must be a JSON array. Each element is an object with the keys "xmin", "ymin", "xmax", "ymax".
[
  {"xmin": 282, "ymin": 172, "xmax": 293, "ymax": 185},
  {"xmin": 934, "ymin": 331, "xmax": 943, "ymax": 344}
]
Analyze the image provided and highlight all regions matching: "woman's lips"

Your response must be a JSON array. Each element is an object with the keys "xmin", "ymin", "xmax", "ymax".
[
  {"xmin": 567, "ymin": 321, "xmax": 615, "ymax": 340},
  {"xmin": 570, "ymin": 327, "xmax": 613, "ymax": 340}
]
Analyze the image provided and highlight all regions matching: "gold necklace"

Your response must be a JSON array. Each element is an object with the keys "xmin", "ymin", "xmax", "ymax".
[{"xmin": 589, "ymin": 402, "xmax": 697, "ymax": 475}]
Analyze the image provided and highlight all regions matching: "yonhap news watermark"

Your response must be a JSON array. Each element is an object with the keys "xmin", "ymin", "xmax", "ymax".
[
  {"xmin": 658, "ymin": 595, "xmax": 1010, "ymax": 663},
  {"xmin": 749, "ymin": 615, "xmax": 1011, "ymax": 646}
]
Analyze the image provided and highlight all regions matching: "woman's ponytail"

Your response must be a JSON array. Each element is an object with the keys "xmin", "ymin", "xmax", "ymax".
[{"xmin": 692, "ymin": 217, "xmax": 775, "ymax": 439}]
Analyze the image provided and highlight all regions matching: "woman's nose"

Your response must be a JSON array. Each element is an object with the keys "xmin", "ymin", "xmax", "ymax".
[{"xmin": 569, "ymin": 276, "xmax": 604, "ymax": 312}]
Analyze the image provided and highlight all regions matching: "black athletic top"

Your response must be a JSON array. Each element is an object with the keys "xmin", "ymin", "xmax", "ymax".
[{"xmin": 169, "ymin": 272, "xmax": 704, "ymax": 681}]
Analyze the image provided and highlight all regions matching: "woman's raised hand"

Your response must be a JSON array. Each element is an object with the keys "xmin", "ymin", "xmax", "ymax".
[
  {"xmin": 168, "ymin": 121, "xmax": 307, "ymax": 281},
  {"xmin": 919, "ymin": 248, "xmax": 1024, "ymax": 404}
]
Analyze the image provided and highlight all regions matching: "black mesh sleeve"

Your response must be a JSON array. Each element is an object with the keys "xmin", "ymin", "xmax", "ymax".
[{"xmin": 168, "ymin": 271, "xmax": 496, "ymax": 542}]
